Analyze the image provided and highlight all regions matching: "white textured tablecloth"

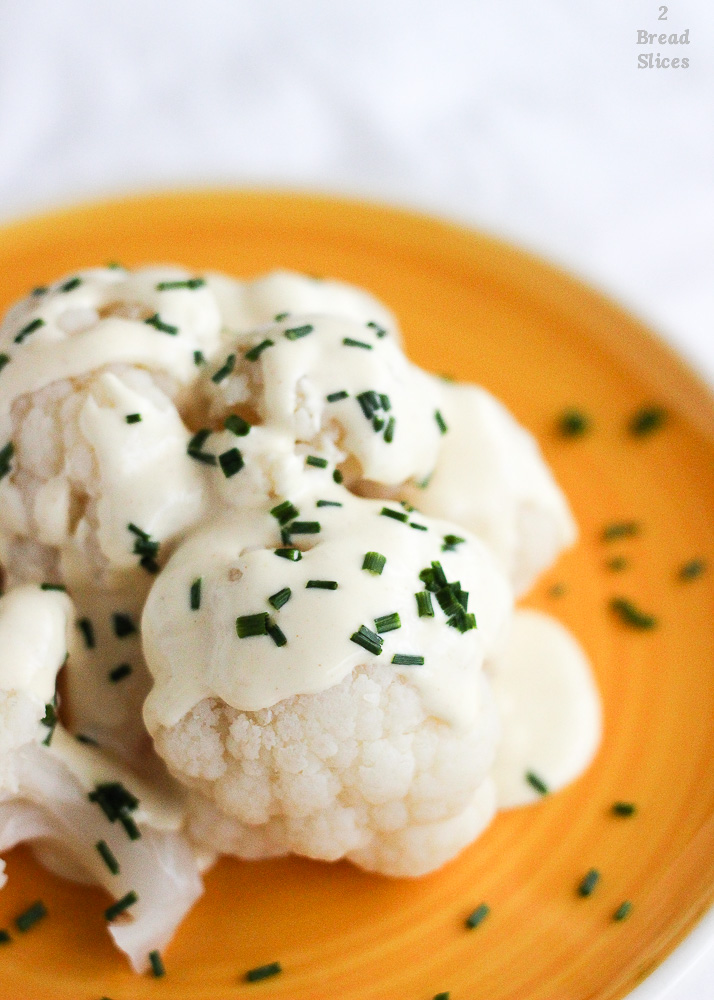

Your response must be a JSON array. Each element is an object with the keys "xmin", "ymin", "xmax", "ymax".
[{"xmin": 0, "ymin": 1, "xmax": 713, "ymax": 995}]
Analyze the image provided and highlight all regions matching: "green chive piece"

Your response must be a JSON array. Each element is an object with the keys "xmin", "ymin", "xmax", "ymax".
[
  {"xmin": 680, "ymin": 559, "xmax": 706, "ymax": 580},
  {"xmin": 306, "ymin": 580, "xmax": 338, "ymax": 590},
  {"xmin": 602, "ymin": 521, "xmax": 640, "ymax": 541},
  {"xmin": 41, "ymin": 701, "xmax": 57, "ymax": 745},
  {"xmin": 558, "ymin": 409, "xmax": 590, "ymax": 437},
  {"xmin": 316, "ymin": 499, "xmax": 342, "ymax": 508},
  {"xmin": 356, "ymin": 391, "xmax": 379, "ymax": 419},
  {"xmin": 112, "ymin": 613, "xmax": 136, "ymax": 638},
  {"xmin": 40, "ymin": 583, "xmax": 66, "ymax": 592},
  {"xmin": 245, "ymin": 961, "xmax": 282, "ymax": 982},
  {"xmin": 236, "ymin": 613, "xmax": 269, "ymax": 638},
  {"xmin": 380, "ymin": 507, "xmax": 408, "ymax": 523},
  {"xmin": 193, "ymin": 350, "xmax": 205, "ymax": 366},
  {"xmin": 391, "ymin": 654, "xmax": 425, "ymax": 666},
  {"xmin": 268, "ymin": 587, "xmax": 291, "ymax": 610},
  {"xmin": 333, "ymin": 469, "xmax": 344, "ymax": 484},
  {"xmin": 96, "ymin": 840, "xmax": 120, "ymax": 875},
  {"xmin": 410, "ymin": 522, "xmax": 427, "ymax": 531},
  {"xmin": 267, "ymin": 621, "xmax": 287, "ymax": 647},
  {"xmin": 31, "ymin": 285, "xmax": 48, "ymax": 294},
  {"xmin": 378, "ymin": 393, "xmax": 391, "ymax": 411},
  {"xmin": 187, "ymin": 429, "xmax": 216, "ymax": 465},
  {"xmin": 125, "ymin": 413, "xmax": 142, "ymax": 424},
  {"xmin": 607, "ymin": 557, "xmax": 628, "ymax": 572},
  {"xmin": 0, "ymin": 441, "xmax": 15, "ymax": 480},
  {"xmin": 306, "ymin": 455, "xmax": 328, "ymax": 468},
  {"xmin": 127, "ymin": 524, "xmax": 160, "ymax": 573},
  {"xmin": 59, "ymin": 276, "xmax": 82, "ymax": 292},
  {"xmin": 350, "ymin": 625, "xmax": 383, "ymax": 655},
  {"xmin": 149, "ymin": 950, "xmax": 166, "ymax": 977},
  {"xmin": 105, "ymin": 891, "xmax": 138, "ymax": 922},
  {"xmin": 374, "ymin": 612, "xmax": 401, "ymax": 633},
  {"xmin": 14, "ymin": 317, "xmax": 45, "ymax": 343},
  {"xmin": 211, "ymin": 353, "xmax": 236, "ymax": 383},
  {"xmin": 465, "ymin": 903, "xmax": 490, "ymax": 929},
  {"xmin": 367, "ymin": 320, "xmax": 387, "ymax": 338},
  {"xmin": 549, "ymin": 583, "xmax": 567, "ymax": 597},
  {"xmin": 284, "ymin": 324, "xmax": 313, "ymax": 341},
  {"xmin": 442, "ymin": 534, "xmax": 465, "ymax": 551},
  {"xmin": 109, "ymin": 663, "xmax": 132, "ymax": 683},
  {"xmin": 290, "ymin": 521, "xmax": 320, "ymax": 534},
  {"xmin": 274, "ymin": 312, "xmax": 289, "ymax": 321},
  {"xmin": 88, "ymin": 783, "xmax": 140, "ymax": 837},
  {"xmin": 435, "ymin": 410, "xmax": 448, "ymax": 434},
  {"xmin": 77, "ymin": 617, "xmax": 95, "ymax": 649},
  {"xmin": 415, "ymin": 591, "xmax": 434, "ymax": 617},
  {"xmin": 219, "ymin": 448, "xmax": 244, "ymax": 478},
  {"xmin": 433, "ymin": 993, "xmax": 450, "ymax": 1000},
  {"xmin": 613, "ymin": 802, "xmax": 637, "ymax": 817},
  {"xmin": 372, "ymin": 416, "xmax": 385, "ymax": 432},
  {"xmin": 384, "ymin": 416, "xmax": 395, "ymax": 443},
  {"xmin": 244, "ymin": 339, "xmax": 274, "ymax": 361},
  {"xmin": 613, "ymin": 901, "xmax": 633, "ymax": 922},
  {"xmin": 610, "ymin": 597, "xmax": 657, "ymax": 630},
  {"xmin": 0, "ymin": 354, "xmax": 10, "ymax": 374},
  {"xmin": 156, "ymin": 278, "xmax": 205, "ymax": 290},
  {"xmin": 270, "ymin": 500, "xmax": 300, "ymax": 524},
  {"xmin": 120, "ymin": 815, "xmax": 141, "ymax": 840},
  {"xmin": 526, "ymin": 771, "xmax": 549, "ymax": 795},
  {"xmin": 144, "ymin": 313, "xmax": 178, "ymax": 335},
  {"xmin": 224, "ymin": 414, "xmax": 251, "ymax": 436},
  {"xmin": 274, "ymin": 548, "xmax": 302, "ymax": 561},
  {"xmin": 326, "ymin": 390, "xmax": 349, "ymax": 402},
  {"xmin": 15, "ymin": 901, "xmax": 47, "ymax": 933},
  {"xmin": 630, "ymin": 406, "xmax": 666, "ymax": 436},
  {"xmin": 0, "ymin": 930, "xmax": 10, "ymax": 944},
  {"xmin": 578, "ymin": 869, "xmax": 601, "ymax": 897},
  {"xmin": 76, "ymin": 733, "xmax": 98, "ymax": 746},
  {"xmin": 342, "ymin": 337, "xmax": 372, "ymax": 350},
  {"xmin": 362, "ymin": 551, "xmax": 386, "ymax": 575},
  {"xmin": 190, "ymin": 578, "xmax": 202, "ymax": 610}
]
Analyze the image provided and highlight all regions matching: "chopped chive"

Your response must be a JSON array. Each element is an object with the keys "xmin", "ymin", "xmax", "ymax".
[
  {"xmin": 680, "ymin": 559, "xmax": 706, "ymax": 580},
  {"xmin": 0, "ymin": 930, "xmax": 10, "ymax": 944},
  {"xmin": 187, "ymin": 428, "xmax": 216, "ymax": 465},
  {"xmin": 149, "ymin": 950, "xmax": 166, "ymax": 977},
  {"xmin": 350, "ymin": 625, "xmax": 383, "ymax": 655},
  {"xmin": 415, "ymin": 591, "xmax": 434, "ymax": 617},
  {"xmin": 607, "ymin": 557, "xmax": 628, "ymax": 572},
  {"xmin": 0, "ymin": 441, "xmax": 15, "ymax": 480},
  {"xmin": 362, "ymin": 551, "xmax": 386, "ymax": 575},
  {"xmin": 224, "ymin": 414, "xmax": 251, "ymax": 436},
  {"xmin": 41, "ymin": 701, "xmax": 57, "ymax": 745},
  {"xmin": 367, "ymin": 321, "xmax": 387, "ymax": 338},
  {"xmin": 14, "ymin": 317, "xmax": 45, "ymax": 343},
  {"xmin": 15, "ymin": 901, "xmax": 47, "ymax": 932},
  {"xmin": 187, "ymin": 450, "xmax": 217, "ymax": 466},
  {"xmin": 144, "ymin": 313, "xmax": 178, "ymax": 335},
  {"xmin": 306, "ymin": 580, "xmax": 338, "ymax": 590},
  {"xmin": 526, "ymin": 771, "xmax": 549, "ymax": 795},
  {"xmin": 267, "ymin": 621, "xmax": 287, "ymax": 647},
  {"xmin": 465, "ymin": 903, "xmax": 490, "ymax": 929},
  {"xmin": 374, "ymin": 612, "xmax": 401, "ymax": 633},
  {"xmin": 88, "ymin": 783, "xmax": 139, "ymax": 833},
  {"xmin": 400, "ymin": 500, "xmax": 415, "ymax": 512},
  {"xmin": 105, "ymin": 891, "xmax": 138, "ymax": 922},
  {"xmin": 433, "ymin": 994, "xmax": 450, "ymax": 1000},
  {"xmin": 316, "ymin": 499, "xmax": 342, "ymax": 508},
  {"xmin": 410, "ymin": 522, "xmax": 427, "ymax": 531},
  {"xmin": 630, "ymin": 406, "xmax": 666, "ymax": 436},
  {"xmin": 112, "ymin": 613, "xmax": 136, "ymax": 638},
  {"xmin": 219, "ymin": 448, "xmax": 244, "ymax": 478},
  {"xmin": 372, "ymin": 416, "xmax": 385, "ymax": 432},
  {"xmin": 236, "ymin": 613, "xmax": 269, "ymax": 638},
  {"xmin": 558, "ymin": 409, "xmax": 590, "ymax": 437},
  {"xmin": 379, "ymin": 393, "xmax": 391, "ymax": 411},
  {"xmin": 356, "ymin": 390, "xmax": 380, "ymax": 419},
  {"xmin": 602, "ymin": 521, "xmax": 640, "ymax": 541},
  {"xmin": 96, "ymin": 840, "xmax": 120, "ymax": 875},
  {"xmin": 211, "ymin": 353, "xmax": 236, "ymax": 383},
  {"xmin": 384, "ymin": 416, "xmax": 395, "ymax": 443},
  {"xmin": 245, "ymin": 962, "xmax": 282, "ymax": 983},
  {"xmin": 342, "ymin": 337, "xmax": 372, "ymax": 350},
  {"xmin": 76, "ymin": 733, "xmax": 98, "ymax": 746},
  {"xmin": 31, "ymin": 285, "xmax": 48, "ymax": 295},
  {"xmin": 380, "ymin": 507, "xmax": 408, "ymax": 523},
  {"xmin": 419, "ymin": 561, "xmax": 447, "ymax": 591},
  {"xmin": 156, "ymin": 278, "xmax": 205, "ymax": 290},
  {"xmin": 284, "ymin": 324, "xmax": 313, "ymax": 341},
  {"xmin": 127, "ymin": 524, "xmax": 160, "ymax": 573},
  {"xmin": 392, "ymin": 653, "xmax": 425, "ymax": 666},
  {"xmin": 268, "ymin": 587, "xmax": 291, "ymax": 610},
  {"xmin": 274, "ymin": 548, "xmax": 302, "ymax": 561},
  {"xmin": 190, "ymin": 578, "xmax": 202, "ymax": 610},
  {"xmin": 290, "ymin": 521, "xmax": 320, "ymax": 534},
  {"xmin": 435, "ymin": 410, "xmax": 448, "ymax": 435},
  {"xmin": 306, "ymin": 455, "xmax": 328, "ymax": 468},
  {"xmin": 40, "ymin": 582, "xmax": 66, "ymax": 592},
  {"xmin": 613, "ymin": 802, "xmax": 637, "ymax": 817},
  {"xmin": 193, "ymin": 350, "xmax": 205, "ymax": 366},
  {"xmin": 274, "ymin": 312, "xmax": 289, "ymax": 321},
  {"xmin": 125, "ymin": 413, "xmax": 142, "ymax": 424},
  {"xmin": 120, "ymin": 814, "xmax": 141, "ymax": 840},
  {"xmin": 326, "ymin": 390, "xmax": 349, "ymax": 402},
  {"xmin": 280, "ymin": 526, "xmax": 291, "ymax": 545},
  {"xmin": 77, "ymin": 617, "xmax": 95, "ymax": 649},
  {"xmin": 577, "ymin": 869, "xmax": 601, "ymax": 897},
  {"xmin": 59, "ymin": 276, "xmax": 82, "ymax": 292},
  {"xmin": 549, "ymin": 582, "xmax": 567, "ymax": 597},
  {"xmin": 244, "ymin": 339, "xmax": 274, "ymax": 361},
  {"xmin": 0, "ymin": 354, "xmax": 10, "ymax": 374},
  {"xmin": 610, "ymin": 597, "xmax": 657, "ymax": 630},
  {"xmin": 109, "ymin": 663, "xmax": 132, "ymax": 683},
  {"xmin": 442, "ymin": 534, "xmax": 465, "ymax": 551},
  {"xmin": 333, "ymin": 469, "xmax": 344, "ymax": 484},
  {"xmin": 613, "ymin": 901, "xmax": 633, "ymax": 921},
  {"xmin": 270, "ymin": 500, "xmax": 300, "ymax": 524}
]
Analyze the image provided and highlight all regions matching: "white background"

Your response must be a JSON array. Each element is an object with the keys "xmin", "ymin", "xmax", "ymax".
[{"xmin": 0, "ymin": 1, "xmax": 712, "ymax": 995}]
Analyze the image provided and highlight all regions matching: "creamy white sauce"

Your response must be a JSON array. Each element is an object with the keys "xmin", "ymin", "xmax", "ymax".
[
  {"xmin": 0, "ymin": 585, "xmax": 71, "ymax": 704},
  {"xmin": 488, "ymin": 609, "xmax": 601, "ymax": 807}
]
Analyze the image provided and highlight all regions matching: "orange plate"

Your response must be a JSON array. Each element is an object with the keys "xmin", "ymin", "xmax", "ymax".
[{"xmin": 0, "ymin": 191, "xmax": 713, "ymax": 1000}]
